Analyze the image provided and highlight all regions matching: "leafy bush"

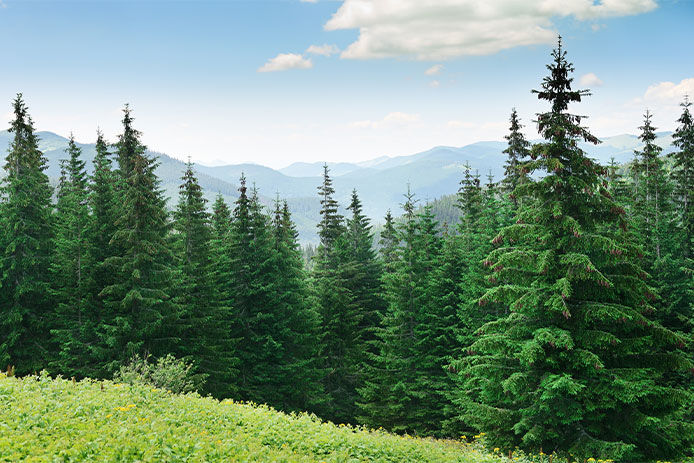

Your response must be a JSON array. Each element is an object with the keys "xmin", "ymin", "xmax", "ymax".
[{"xmin": 114, "ymin": 354, "xmax": 205, "ymax": 394}]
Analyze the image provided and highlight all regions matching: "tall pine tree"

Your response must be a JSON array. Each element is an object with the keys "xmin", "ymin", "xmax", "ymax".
[
  {"xmin": 173, "ymin": 162, "xmax": 236, "ymax": 397},
  {"xmin": 501, "ymin": 108, "xmax": 531, "ymax": 209},
  {"xmin": 51, "ymin": 135, "xmax": 94, "ymax": 377},
  {"xmin": 100, "ymin": 105, "xmax": 178, "ymax": 372},
  {"xmin": 0, "ymin": 94, "xmax": 55, "ymax": 375},
  {"xmin": 457, "ymin": 38, "xmax": 692, "ymax": 461}
]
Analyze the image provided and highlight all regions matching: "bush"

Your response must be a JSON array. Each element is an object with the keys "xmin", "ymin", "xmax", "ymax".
[{"xmin": 114, "ymin": 354, "xmax": 206, "ymax": 394}]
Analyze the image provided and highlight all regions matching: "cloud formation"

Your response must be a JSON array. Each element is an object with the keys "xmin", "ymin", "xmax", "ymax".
[
  {"xmin": 643, "ymin": 78, "xmax": 694, "ymax": 104},
  {"xmin": 425, "ymin": 64, "xmax": 443, "ymax": 76},
  {"xmin": 306, "ymin": 44, "xmax": 340, "ymax": 56},
  {"xmin": 579, "ymin": 72, "xmax": 604, "ymax": 87},
  {"xmin": 351, "ymin": 112, "xmax": 421, "ymax": 129},
  {"xmin": 258, "ymin": 53, "xmax": 313, "ymax": 72},
  {"xmin": 325, "ymin": 0, "xmax": 657, "ymax": 60}
]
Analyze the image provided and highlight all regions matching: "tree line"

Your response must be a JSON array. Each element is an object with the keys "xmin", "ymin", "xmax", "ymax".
[{"xmin": 0, "ymin": 39, "xmax": 692, "ymax": 462}]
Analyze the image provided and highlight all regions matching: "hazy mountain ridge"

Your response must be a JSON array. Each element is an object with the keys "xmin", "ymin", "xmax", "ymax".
[{"xmin": 0, "ymin": 130, "xmax": 676, "ymax": 243}]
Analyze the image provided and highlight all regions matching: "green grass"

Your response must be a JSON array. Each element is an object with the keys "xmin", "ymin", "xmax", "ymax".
[{"xmin": 0, "ymin": 372, "xmax": 506, "ymax": 462}]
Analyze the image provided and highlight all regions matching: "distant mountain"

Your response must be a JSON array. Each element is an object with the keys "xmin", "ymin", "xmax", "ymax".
[
  {"xmin": 279, "ymin": 161, "xmax": 363, "ymax": 178},
  {"xmin": 0, "ymin": 130, "xmax": 676, "ymax": 244}
]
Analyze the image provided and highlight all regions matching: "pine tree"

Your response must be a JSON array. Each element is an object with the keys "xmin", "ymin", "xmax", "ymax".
[
  {"xmin": 360, "ymin": 191, "xmax": 445, "ymax": 435},
  {"xmin": 223, "ymin": 177, "xmax": 281, "ymax": 404},
  {"xmin": 445, "ymin": 163, "xmax": 498, "ymax": 434},
  {"xmin": 268, "ymin": 199, "xmax": 325, "ymax": 412},
  {"xmin": 501, "ymin": 108, "xmax": 531, "ymax": 208},
  {"xmin": 456, "ymin": 38, "xmax": 693, "ymax": 461},
  {"xmin": 86, "ymin": 130, "xmax": 120, "ymax": 377},
  {"xmin": 312, "ymin": 166, "xmax": 360, "ymax": 423},
  {"xmin": 606, "ymin": 157, "xmax": 632, "ymax": 212},
  {"xmin": 0, "ymin": 94, "xmax": 55, "ymax": 375},
  {"xmin": 340, "ymin": 190, "xmax": 385, "ymax": 357},
  {"xmin": 50, "ymin": 135, "xmax": 94, "ymax": 377},
  {"xmin": 317, "ymin": 164, "xmax": 344, "ymax": 248},
  {"xmin": 631, "ymin": 111, "xmax": 672, "ymax": 263},
  {"xmin": 100, "ymin": 105, "xmax": 178, "ymax": 372},
  {"xmin": 173, "ymin": 162, "xmax": 236, "ymax": 397},
  {"xmin": 670, "ymin": 97, "xmax": 693, "ymax": 261},
  {"xmin": 379, "ymin": 210, "xmax": 398, "ymax": 268}
]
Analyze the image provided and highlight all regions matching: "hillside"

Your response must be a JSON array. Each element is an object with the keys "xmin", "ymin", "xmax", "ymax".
[
  {"xmin": 0, "ymin": 129, "xmax": 676, "ymax": 243},
  {"xmin": 0, "ymin": 372, "xmax": 506, "ymax": 463}
]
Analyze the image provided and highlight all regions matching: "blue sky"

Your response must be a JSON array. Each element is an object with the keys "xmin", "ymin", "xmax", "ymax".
[{"xmin": 1, "ymin": 0, "xmax": 692, "ymax": 168}]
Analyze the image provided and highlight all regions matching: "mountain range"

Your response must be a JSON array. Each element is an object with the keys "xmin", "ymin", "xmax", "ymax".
[{"xmin": 0, "ymin": 130, "xmax": 676, "ymax": 243}]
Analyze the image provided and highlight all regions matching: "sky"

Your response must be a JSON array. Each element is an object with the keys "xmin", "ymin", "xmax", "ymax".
[{"xmin": 0, "ymin": 0, "xmax": 692, "ymax": 169}]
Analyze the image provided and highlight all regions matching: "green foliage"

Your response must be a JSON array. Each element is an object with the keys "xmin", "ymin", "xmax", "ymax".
[
  {"xmin": 113, "ymin": 354, "xmax": 205, "ymax": 394},
  {"xmin": 100, "ymin": 106, "xmax": 179, "ymax": 372},
  {"xmin": 0, "ymin": 373, "xmax": 515, "ymax": 463},
  {"xmin": 172, "ymin": 162, "xmax": 237, "ymax": 398},
  {"xmin": 51, "ymin": 134, "xmax": 96, "ymax": 378},
  {"xmin": 457, "ymin": 38, "xmax": 694, "ymax": 462},
  {"xmin": 359, "ymin": 191, "xmax": 447, "ymax": 436},
  {"xmin": 501, "ymin": 108, "xmax": 531, "ymax": 208},
  {"xmin": 0, "ymin": 94, "xmax": 55, "ymax": 375}
]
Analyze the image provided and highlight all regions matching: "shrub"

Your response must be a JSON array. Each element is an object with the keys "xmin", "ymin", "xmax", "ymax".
[{"xmin": 114, "ymin": 354, "xmax": 206, "ymax": 394}]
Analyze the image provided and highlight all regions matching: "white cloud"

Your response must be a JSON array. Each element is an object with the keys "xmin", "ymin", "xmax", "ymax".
[
  {"xmin": 429, "ymin": 80, "xmax": 440, "ymax": 88},
  {"xmin": 447, "ymin": 120, "xmax": 506, "ymax": 130},
  {"xmin": 306, "ymin": 44, "xmax": 340, "ymax": 56},
  {"xmin": 258, "ymin": 53, "xmax": 313, "ymax": 72},
  {"xmin": 425, "ymin": 64, "xmax": 443, "ymax": 76},
  {"xmin": 351, "ymin": 112, "xmax": 421, "ymax": 129},
  {"xmin": 300, "ymin": 0, "xmax": 318, "ymax": 3},
  {"xmin": 643, "ymin": 78, "xmax": 694, "ymax": 105},
  {"xmin": 325, "ymin": 0, "xmax": 657, "ymax": 60},
  {"xmin": 579, "ymin": 72, "xmax": 604, "ymax": 87}
]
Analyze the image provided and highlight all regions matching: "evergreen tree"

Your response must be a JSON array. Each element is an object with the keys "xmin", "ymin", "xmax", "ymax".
[
  {"xmin": 313, "ymin": 166, "xmax": 361, "ymax": 424},
  {"xmin": 631, "ymin": 111, "xmax": 672, "ymax": 262},
  {"xmin": 0, "ymin": 94, "xmax": 55, "ymax": 375},
  {"xmin": 360, "ymin": 191, "xmax": 445, "ymax": 435},
  {"xmin": 173, "ymin": 162, "xmax": 236, "ymax": 397},
  {"xmin": 456, "ymin": 38, "xmax": 693, "ymax": 461},
  {"xmin": 224, "ymin": 177, "xmax": 283, "ymax": 405},
  {"xmin": 501, "ymin": 108, "xmax": 531, "ymax": 208},
  {"xmin": 50, "ymin": 135, "xmax": 94, "ymax": 377},
  {"xmin": 340, "ymin": 190, "xmax": 385, "ymax": 356},
  {"xmin": 317, "ymin": 164, "xmax": 344, "ymax": 248},
  {"xmin": 100, "ymin": 106, "xmax": 178, "ymax": 372},
  {"xmin": 87, "ymin": 130, "xmax": 120, "ymax": 377},
  {"xmin": 268, "ymin": 199, "xmax": 325, "ymax": 412},
  {"xmin": 606, "ymin": 157, "xmax": 632, "ymax": 212},
  {"xmin": 379, "ymin": 210, "xmax": 398, "ymax": 268},
  {"xmin": 670, "ymin": 97, "xmax": 693, "ymax": 260},
  {"xmin": 445, "ymin": 163, "xmax": 499, "ymax": 434}
]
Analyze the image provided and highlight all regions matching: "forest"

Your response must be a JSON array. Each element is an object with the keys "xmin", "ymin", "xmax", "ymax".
[{"xmin": 0, "ymin": 40, "xmax": 692, "ymax": 462}]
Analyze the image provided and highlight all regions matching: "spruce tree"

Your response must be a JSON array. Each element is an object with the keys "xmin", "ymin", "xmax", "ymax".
[
  {"xmin": 224, "ymin": 177, "xmax": 284, "ymax": 405},
  {"xmin": 379, "ymin": 210, "xmax": 398, "ymax": 267},
  {"xmin": 340, "ymin": 190, "xmax": 385, "ymax": 357},
  {"xmin": 457, "ymin": 38, "xmax": 693, "ymax": 460},
  {"xmin": 445, "ymin": 163, "xmax": 498, "ymax": 434},
  {"xmin": 268, "ymin": 199, "xmax": 325, "ymax": 412},
  {"xmin": 173, "ymin": 162, "xmax": 236, "ymax": 397},
  {"xmin": 51, "ymin": 135, "xmax": 94, "ymax": 377},
  {"xmin": 501, "ymin": 108, "xmax": 531, "ymax": 208},
  {"xmin": 100, "ymin": 105, "xmax": 178, "ymax": 372},
  {"xmin": 631, "ymin": 111, "xmax": 672, "ymax": 263},
  {"xmin": 670, "ymin": 97, "xmax": 693, "ymax": 261},
  {"xmin": 0, "ymin": 94, "xmax": 55, "ymax": 375},
  {"xmin": 87, "ymin": 130, "xmax": 120, "ymax": 377},
  {"xmin": 312, "ymin": 165, "xmax": 360, "ymax": 423},
  {"xmin": 359, "ymin": 191, "xmax": 445, "ymax": 435}
]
